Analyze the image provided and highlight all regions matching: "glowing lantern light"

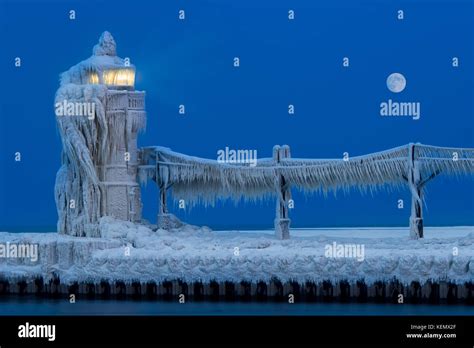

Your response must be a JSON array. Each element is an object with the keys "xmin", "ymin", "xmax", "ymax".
[
  {"xmin": 89, "ymin": 72, "xmax": 100, "ymax": 84},
  {"xmin": 88, "ymin": 68, "xmax": 135, "ymax": 90},
  {"xmin": 103, "ymin": 68, "xmax": 135, "ymax": 88}
]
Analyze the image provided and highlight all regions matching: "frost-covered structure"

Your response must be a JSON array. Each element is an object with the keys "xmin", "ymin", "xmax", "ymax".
[
  {"xmin": 54, "ymin": 32, "xmax": 474, "ymax": 240},
  {"xmin": 55, "ymin": 32, "xmax": 145, "ymax": 237},
  {"xmin": 140, "ymin": 143, "xmax": 474, "ymax": 239}
]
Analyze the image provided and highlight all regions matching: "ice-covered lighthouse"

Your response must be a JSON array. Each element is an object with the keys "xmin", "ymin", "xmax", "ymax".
[{"xmin": 54, "ymin": 32, "xmax": 146, "ymax": 237}]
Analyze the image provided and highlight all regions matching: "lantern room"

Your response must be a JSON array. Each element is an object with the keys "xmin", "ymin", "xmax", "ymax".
[{"xmin": 89, "ymin": 67, "xmax": 135, "ymax": 90}]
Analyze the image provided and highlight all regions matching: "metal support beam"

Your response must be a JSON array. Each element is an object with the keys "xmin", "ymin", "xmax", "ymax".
[
  {"xmin": 274, "ymin": 145, "xmax": 291, "ymax": 240},
  {"xmin": 408, "ymin": 143, "xmax": 423, "ymax": 239}
]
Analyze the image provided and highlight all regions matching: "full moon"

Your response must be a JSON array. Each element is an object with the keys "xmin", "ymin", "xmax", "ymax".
[{"xmin": 386, "ymin": 73, "xmax": 406, "ymax": 93}]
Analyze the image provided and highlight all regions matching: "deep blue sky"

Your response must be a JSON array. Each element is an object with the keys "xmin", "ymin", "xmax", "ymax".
[{"xmin": 0, "ymin": 0, "xmax": 473, "ymax": 231}]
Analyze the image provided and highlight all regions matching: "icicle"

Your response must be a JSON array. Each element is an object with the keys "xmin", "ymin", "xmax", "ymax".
[{"xmin": 139, "ymin": 143, "xmax": 473, "ymax": 208}]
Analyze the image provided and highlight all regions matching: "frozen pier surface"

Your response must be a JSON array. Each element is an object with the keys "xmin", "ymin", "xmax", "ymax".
[{"xmin": 0, "ymin": 223, "xmax": 473, "ymax": 302}]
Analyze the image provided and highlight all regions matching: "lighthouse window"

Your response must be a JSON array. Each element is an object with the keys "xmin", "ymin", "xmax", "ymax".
[
  {"xmin": 102, "ymin": 68, "xmax": 135, "ymax": 87},
  {"xmin": 88, "ymin": 72, "xmax": 99, "ymax": 84}
]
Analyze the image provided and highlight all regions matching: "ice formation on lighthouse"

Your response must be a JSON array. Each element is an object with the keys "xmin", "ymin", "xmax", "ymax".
[
  {"xmin": 55, "ymin": 82, "xmax": 106, "ymax": 237},
  {"xmin": 54, "ymin": 32, "xmax": 145, "ymax": 237}
]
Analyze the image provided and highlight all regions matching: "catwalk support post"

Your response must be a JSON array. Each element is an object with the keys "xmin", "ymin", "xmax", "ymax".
[
  {"xmin": 408, "ymin": 143, "xmax": 423, "ymax": 239},
  {"xmin": 274, "ymin": 145, "xmax": 291, "ymax": 240}
]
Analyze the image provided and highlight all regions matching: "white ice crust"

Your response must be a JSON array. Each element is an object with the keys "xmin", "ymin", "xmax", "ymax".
[{"xmin": 1, "ymin": 223, "xmax": 472, "ymax": 285}]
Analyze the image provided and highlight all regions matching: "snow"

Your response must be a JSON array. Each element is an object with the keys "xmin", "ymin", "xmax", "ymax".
[
  {"xmin": 93, "ymin": 31, "xmax": 116, "ymax": 56},
  {"xmin": 1, "ymin": 221, "xmax": 473, "ymax": 286}
]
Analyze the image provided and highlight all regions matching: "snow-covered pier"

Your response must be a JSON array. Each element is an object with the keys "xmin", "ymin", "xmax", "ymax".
[{"xmin": 1, "ymin": 225, "xmax": 473, "ymax": 303}]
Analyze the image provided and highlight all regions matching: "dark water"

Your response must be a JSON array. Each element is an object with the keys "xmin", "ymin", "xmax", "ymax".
[{"xmin": 0, "ymin": 297, "xmax": 473, "ymax": 316}]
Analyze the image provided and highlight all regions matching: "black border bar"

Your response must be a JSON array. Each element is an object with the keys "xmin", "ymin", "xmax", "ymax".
[{"xmin": 0, "ymin": 315, "xmax": 473, "ymax": 346}]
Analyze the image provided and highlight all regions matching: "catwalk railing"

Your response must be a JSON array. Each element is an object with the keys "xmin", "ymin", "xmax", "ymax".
[{"xmin": 138, "ymin": 143, "xmax": 474, "ymax": 239}]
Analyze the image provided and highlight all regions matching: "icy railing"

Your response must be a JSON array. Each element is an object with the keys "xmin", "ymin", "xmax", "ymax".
[
  {"xmin": 105, "ymin": 91, "xmax": 145, "ymax": 110},
  {"xmin": 139, "ymin": 143, "xmax": 474, "ymax": 196},
  {"xmin": 139, "ymin": 143, "xmax": 474, "ymax": 239},
  {"xmin": 106, "ymin": 91, "xmax": 128, "ymax": 110},
  {"xmin": 128, "ymin": 92, "xmax": 145, "ymax": 110}
]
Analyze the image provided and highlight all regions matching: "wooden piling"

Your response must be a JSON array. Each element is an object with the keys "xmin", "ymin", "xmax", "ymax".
[
  {"xmin": 409, "ymin": 281, "xmax": 422, "ymax": 303},
  {"xmin": 224, "ymin": 281, "xmax": 235, "ymax": 301},
  {"xmin": 322, "ymin": 281, "xmax": 333, "ymax": 302},
  {"xmin": 466, "ymin": 282, "xmax": 473, "ymax": 304},
  {"xmin": 193, "ymin": 281, "xmax": 204, "ymax": 301},
  {"xmin": 339, "ymin": 281, "xmax": 350, "ymax": 302},
  {"xmin": 256, "ymin": 281, "xmax": 267, "ymax": 301},
  {"xmin": 304, "ymin": 281, "xmax": 317, "ymax": 302},
  {"xmin": 0, "ymin": 277, "xmax": 472, "ymax": 303},
  {"xmin": 209, "ymin": 281, "xmax": 219, "ymax": 300},
  {"xmin": 241, "ymin": 281, "xmax": 251, "ymax": 301}
]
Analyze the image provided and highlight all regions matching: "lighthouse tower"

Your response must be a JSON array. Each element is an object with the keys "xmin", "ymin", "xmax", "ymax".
[
  {"xmin": 99, "ymin": 83, "xmax": 145, "ymax": 222},
  {"xmin": 91, "ymin": 32, "xmax": 145, "ymax": 222},
  {"xmin": 55, "ymin": 32, "xmax": 145, "ymax": 236}
]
